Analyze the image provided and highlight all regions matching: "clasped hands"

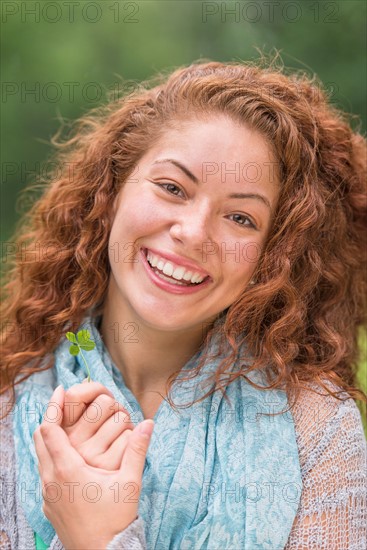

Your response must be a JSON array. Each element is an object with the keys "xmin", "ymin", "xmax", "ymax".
[{"xmin": 33, "ymin": 381, "xmax": 154, "ymax": 549}]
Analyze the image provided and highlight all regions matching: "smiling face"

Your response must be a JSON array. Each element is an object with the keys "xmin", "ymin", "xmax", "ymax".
[{"xmin": 105, "ymin": 115, "xmax": 280, "ymax": 333}]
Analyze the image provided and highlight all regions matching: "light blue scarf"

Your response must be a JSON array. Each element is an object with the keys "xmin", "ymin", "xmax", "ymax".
[{"xmin": 13, "ymin": 310, "xmax": 302, "ymax": 549}]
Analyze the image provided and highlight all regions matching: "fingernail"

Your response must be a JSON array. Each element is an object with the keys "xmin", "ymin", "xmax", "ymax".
[
  {"xmin": 50, "ymin": 385, "xmax": 64, "ymax": 406},
  {"xmin": 138, "ymin": 419, "xmax": 154, "ymax": 438}
]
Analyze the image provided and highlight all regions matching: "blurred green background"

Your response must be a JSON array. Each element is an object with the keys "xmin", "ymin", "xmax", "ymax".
[{"xmin": 1, "ymin": 0, "xmax": 366, "ymax": 431}]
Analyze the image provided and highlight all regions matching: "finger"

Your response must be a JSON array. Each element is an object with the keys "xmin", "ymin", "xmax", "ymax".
[
  {"xmin": 96, "ymin": 410, "xmax": 134, "ymax": 446},
  {"xmin": 33, "ymin": 426, "xmax": 52, "ymax": 477},
  {"xmin": 82, "ymin": 429, "xmax": 132, "ymax": 470},
  {"xmin": 43, "ymin": 385, "xmax": 65, "ymax": 426},
  {"xmin": 119, "ymin": 420, "xmax": 154, "ymax": 483},
  {"xmin": 103, "ymin": 429, "xmax": 132, "ymax": 467},
  {"xmin": 62, "ymin": 382, "xmax": 114, "ymax": 427},
  {"xmin": 40, "ymin": 421, "xmax": 85, "ymax": 472},
  {"xmin": 35, "ymin": 385, "xmax": 64, "ymax": 475},
  {"xmin": 77, "ymin": 411, "xmax": 134, "ymax": 458},
  {"xmin": 66, "ymin": 396, "xmax": 130, "ymax": 445}
]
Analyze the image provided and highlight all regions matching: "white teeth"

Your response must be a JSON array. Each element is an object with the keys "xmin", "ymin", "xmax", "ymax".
[
  {"xmin": 162, "ymin": 262, "xmax": 174, "ymax": 277},
  {"xmin": 183, "ymin": 270, "xmax": 193, "ymax": 281},
  {"xmin": 154, "ymin": 272, "xmax": 189, "ymax": 285},
  {"xmin": 149, "ymin": 255, "xmax": 159, "ymax": 268},
  {"xmin": 145, "ymin": 250, "xmax": 206, "ymax": 284},
  {"xmin": 191, "ymin": 273, "xmax": 202, "ymax": 284},
  {"xmin": 172, "ymin": 266, "xmax": 186, "ymax": 280}
]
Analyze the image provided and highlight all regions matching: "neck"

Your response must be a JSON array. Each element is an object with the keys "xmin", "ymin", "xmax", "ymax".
[{"xmin": 98, "ymin": 293, "xmax": 215, "ymax": 401}]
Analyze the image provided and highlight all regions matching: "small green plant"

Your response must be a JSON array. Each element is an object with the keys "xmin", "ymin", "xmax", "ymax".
[{"xmin": 65, "ymin": 329, "xmax": 96, "ymax": 382}]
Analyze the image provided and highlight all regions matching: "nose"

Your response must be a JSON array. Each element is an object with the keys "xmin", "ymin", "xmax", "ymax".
[{"xmin": 169, "ymin": 202, "xmax": 213, "ymax": 251}]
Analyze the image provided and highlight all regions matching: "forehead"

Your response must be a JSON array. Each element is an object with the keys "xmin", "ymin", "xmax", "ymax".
[
  {"xmin": 144, "ymin": 115, "xmax": 277, "ymax": 173},
  {"xmin": 141, "ymin": 115, "xmax": 280, "ymax": 196}
]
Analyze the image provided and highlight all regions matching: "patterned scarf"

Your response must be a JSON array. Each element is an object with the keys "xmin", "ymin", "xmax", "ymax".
[{"xmin": 13, "ymin": 310, "xmax": 302, "ymax": 549}]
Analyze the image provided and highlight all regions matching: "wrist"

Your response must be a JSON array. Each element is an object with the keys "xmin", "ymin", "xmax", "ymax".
[{"xmin": 102, "ymin": 517, "xmax": 140, "ymax": 548}]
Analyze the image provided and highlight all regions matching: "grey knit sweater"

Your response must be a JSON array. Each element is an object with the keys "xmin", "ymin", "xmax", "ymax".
[
  {"xmin": 1, "ymin": 383, "xmax": 367, "ymax": 549},
  {"xmin": 0, "ymin": 394, "xmax": 145, "ymax": 550}
]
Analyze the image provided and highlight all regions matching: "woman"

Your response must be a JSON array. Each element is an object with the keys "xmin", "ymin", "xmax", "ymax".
[{"xmin": 1, "ymin": 60, "xmax": 366, "ymax": 549}]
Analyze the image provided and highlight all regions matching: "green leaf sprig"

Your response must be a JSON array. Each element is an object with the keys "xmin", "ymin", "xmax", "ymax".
[{"xmin": 65, "ymin": 329, "xmax": 96, "ymax": 382}]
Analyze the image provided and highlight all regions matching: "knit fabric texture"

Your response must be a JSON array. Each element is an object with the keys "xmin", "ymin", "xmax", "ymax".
[
  {"xmin": 1, "ymin": 388, "xmax": 366, "ymax": 548},
  {"xmin": 2, "ymin": 310, "xmax": 366, "ymax": 549}
]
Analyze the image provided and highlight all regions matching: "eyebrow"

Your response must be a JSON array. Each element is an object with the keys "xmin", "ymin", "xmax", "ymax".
[
  {"xmin": 228, "ymin": 192, "xmax": 271, "ymax": 210},
  {"xmin": 152, "ymin": 158, "xmax": 199, "ymax": 184},
  {"xmin": 152, "ymin": 158, "xmax": 271, "ymax": 210}
]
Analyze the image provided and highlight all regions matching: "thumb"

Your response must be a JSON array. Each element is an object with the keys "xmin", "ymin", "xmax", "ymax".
[
  {"xmin": 119, "ymin": 419, "xmax": 154, "ymax": 482},
  {"xmin": 44, "ymin": 385, "xmax": 65, "ymax": 426}
]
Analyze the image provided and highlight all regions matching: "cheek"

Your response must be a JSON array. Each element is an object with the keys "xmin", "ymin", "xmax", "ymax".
[
  {"xmin": 223, "ymin": 263, "xmax": 251, "ymax": 288},
  {"xmin": 111, "ymin": 200, "xmax": 162, "ymax": 236},
  {"xmin": 217, "ymin": 240, "xmax": 262, "ymax": 267},
  {"xmin": 220, "ymin": 259, "xmax": 255, "ymax": 305}
]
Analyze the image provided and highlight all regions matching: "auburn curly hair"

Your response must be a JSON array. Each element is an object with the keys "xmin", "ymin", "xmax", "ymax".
[{"xmin": 1, "ymin": 58, "xmax": 366, "ymax": 418}]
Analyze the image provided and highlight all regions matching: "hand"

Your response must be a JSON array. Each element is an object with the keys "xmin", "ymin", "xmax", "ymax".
[
  {"xmin": 61, "ymin": 380, "xmax": 135, "ymax": 470},
  {"xmin": 33, "ymin": 385, "xmax": 154, "ymax": 550}
]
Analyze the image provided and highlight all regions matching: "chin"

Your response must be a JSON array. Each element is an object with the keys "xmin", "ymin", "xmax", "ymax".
[{"xmin": 142, "ymin": 315, "xmax": 188, "ymax": 332}]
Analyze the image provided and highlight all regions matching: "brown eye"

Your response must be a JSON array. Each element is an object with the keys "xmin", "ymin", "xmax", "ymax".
[
  {"xmin": 155, "ymin": 182, "xmax": 185, "ymax": 197},
  {"xmin": 228, "ymin": 213, "xmax": 257, "ymax": 230}
]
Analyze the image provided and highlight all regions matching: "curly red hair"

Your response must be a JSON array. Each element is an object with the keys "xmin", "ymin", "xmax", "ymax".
[{"xmin": 1, "ymin": 58, "xmax": 366, "ymax": 417}]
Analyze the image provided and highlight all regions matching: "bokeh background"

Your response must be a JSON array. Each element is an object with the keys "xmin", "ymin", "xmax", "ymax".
[{"xmin": 1, "ymin": 0, "xmax": 366, "ymax": 431}]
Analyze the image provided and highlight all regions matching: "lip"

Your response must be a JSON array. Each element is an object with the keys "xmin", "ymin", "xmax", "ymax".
[
  {"xmin": 140, "ymin": 248, "xmax": 212, "ymax": 295},
  {"xmin": 143, "ymin": 247, "xmax": 211, "ymax": 279}
]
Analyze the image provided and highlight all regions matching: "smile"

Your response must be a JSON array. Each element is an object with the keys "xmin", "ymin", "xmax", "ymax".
[
  {"xmin": 140, "ymin": 248, "xmax": 212, "ymax": 295},
  {"xmin": 146, "ymin": 249, "xmax": 208, "ymax": 284}
]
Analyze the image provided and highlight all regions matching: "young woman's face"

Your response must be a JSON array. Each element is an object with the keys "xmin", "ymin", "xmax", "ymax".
[{"xmin": 106, "ymin": 115, "xmax": 280, "ymax": 332}]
